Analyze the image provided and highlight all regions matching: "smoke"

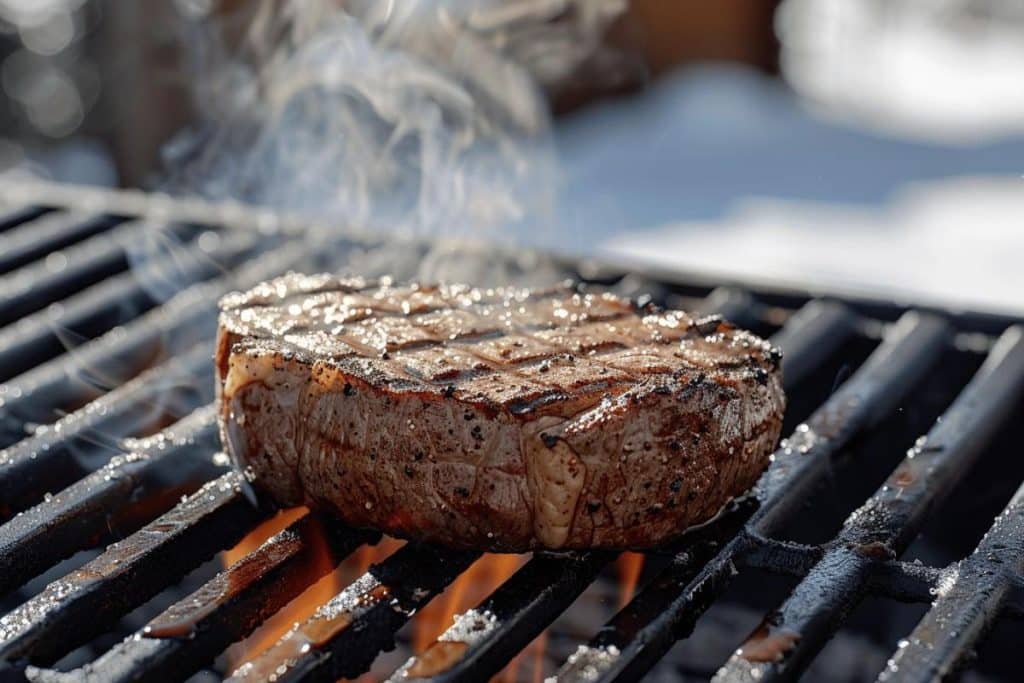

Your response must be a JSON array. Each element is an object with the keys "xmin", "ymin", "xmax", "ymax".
[{"xmin": 163, "ymin": 0, "xmax": 624, "ymax": 260}]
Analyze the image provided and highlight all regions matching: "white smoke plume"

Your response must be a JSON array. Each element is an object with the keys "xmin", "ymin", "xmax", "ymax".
[{"xmin": 164, "ymin": 0, "xmax": 625, "ymax": 255}]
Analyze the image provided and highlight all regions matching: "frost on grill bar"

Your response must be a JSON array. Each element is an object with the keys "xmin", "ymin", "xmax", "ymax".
[{"xmin": 1, "ymin": 181, "xmax": 1023, "ymax": 683}]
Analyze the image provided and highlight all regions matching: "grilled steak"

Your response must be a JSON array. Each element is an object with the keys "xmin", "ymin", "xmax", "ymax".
[{"xmin": 216, "ymin": 274, "xmax": 785, "ymax": 551}]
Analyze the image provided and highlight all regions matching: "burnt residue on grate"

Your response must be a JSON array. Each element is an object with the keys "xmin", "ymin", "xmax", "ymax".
[{"xmin": 0, "ymin": 183, "xmax": 1023, "ymax": 683}]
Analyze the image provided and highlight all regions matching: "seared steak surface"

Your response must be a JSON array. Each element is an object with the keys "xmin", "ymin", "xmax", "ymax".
[{"xmin": 216, "ymin": 274, "xmax": 784, "ymax": 551}]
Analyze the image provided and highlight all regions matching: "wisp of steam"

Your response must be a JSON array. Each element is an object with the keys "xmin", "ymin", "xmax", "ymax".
[{"xmin": 163, "ymin": 0, "xmax": 624, "ymax": 261}]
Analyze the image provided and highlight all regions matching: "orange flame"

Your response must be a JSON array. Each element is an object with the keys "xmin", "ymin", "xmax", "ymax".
[
  {"xmin": 221, "ymin": 515, "xmax": 564, "ymax": 680},
  {"xmin": 412, "ymin": 553, "xmax": 524, "ymax": 653},
  {"xmin": 615, "ymin": 552, "xmax": 645, "ymax": 608},
  {"xmin": 498, "ymin": 628, "xmax": 548, "ymax": 683},
  {"xmin": 222, "ymin": 508, "xmax": 403, "ymax": 669},
  {"xmin": 221, "ymin": 507, "xmax": 327, "ymax": 666},
  {"xmin": 530, "ymin": 631, "xmax": 548, "ymax": 683}
]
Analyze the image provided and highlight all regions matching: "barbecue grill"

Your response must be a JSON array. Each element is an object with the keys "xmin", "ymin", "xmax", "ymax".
[{"xmin": 1, "ymin": 180, "xmax": 1022, "ymax": 683}]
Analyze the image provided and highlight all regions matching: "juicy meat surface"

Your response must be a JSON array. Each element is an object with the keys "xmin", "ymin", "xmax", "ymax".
[{"xmin": 216, "ymin": 274, "xmax": 785, "ymax": 551}]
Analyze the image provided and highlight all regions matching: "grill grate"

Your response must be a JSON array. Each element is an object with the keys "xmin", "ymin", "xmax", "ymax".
[{"xmin": 0, "ymin": 181, "xmax": 1022, "ymax": 682}]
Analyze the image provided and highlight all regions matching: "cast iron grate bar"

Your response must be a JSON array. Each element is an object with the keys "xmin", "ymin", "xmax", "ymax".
[
  {"xmin": 0, "ymin": 470, "xmax": 267, "ymax": 668},
  {"xmin": 0, "ymin": 228, "xmax": 264, "ymax": 383},
  {"xmin": 713, "ymin": 325, "xmax": 1024, "ymax": 682},
  {"xmin": 0, "ymin": 212, "xmax": 127, "ymax": 275},
  {"xmin": 730, "ymin": 533, "xmax": 1024, "ymax": 616},
  {"xmin": 0, "ymin": 408, "xmax": 223, "ymax": 596},
  {"xmin": 0, "ymin": 343, "xmax": 212, "ymax": 521},
  {"xmin": 226, "ymin": 544, "xmax": 480, "ymax": 683},
  {"xmin": 769, "ymin": 300, "xmax": 855, "ymax": 389},
  {"xmin": 0, "ymin": 220, "xmax": 197, "ymax": 327},
  {"xmin": 392, "ymin": 551, "xmax": 614, "ymax": 683},
  {"xmin": 30, "ymin": 514, "xmax": 379, "ymax": 683},
  {"xmin": 0, "ymin": 205, "xmax": 53, "ymax": 235},
  {"xmin": 553, "ymin": 312, "xmax": 951, "ymax": 682},
  {"xmin": 877, "ymin": 481, "xmax": 1024, "ymax": 682}
]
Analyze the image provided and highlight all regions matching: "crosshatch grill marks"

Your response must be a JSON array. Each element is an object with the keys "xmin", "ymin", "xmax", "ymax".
[{"xmin": 220, "ymin": 277, "xmax": 762, "ymax": 413}]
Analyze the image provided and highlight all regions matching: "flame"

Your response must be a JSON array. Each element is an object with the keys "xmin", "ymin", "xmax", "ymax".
[
  {"xmin": 342, "ymin": 534, "xmax": 405, "ymax": 585},
  {"xmin": 223, "ymin": 507, "xmax": 309, "ymax": 561},
  {"xmin": 498, "ymin": 628, "xmax": 548, "ymax": 683},
  {"xmin": 615, "ymin": 552, "xmax": 645, "ymax": 609},
  {"xmin": 411, "ymin": 553, "xmax": 525, "ymax": 654},
  {"xmin": 221, "ymin": 507, "xmax": 328, "ymax": 666},
  {"xmin": 221, "ymin": 518, "xmax": 564, "ymax": 680},
  {"xmin": 530, "ymin": 631, "xmax": 548, "ymax": 683},
  {"xmin": 222, "ymin": 507, "xmax": 403, "ymax": 669}
]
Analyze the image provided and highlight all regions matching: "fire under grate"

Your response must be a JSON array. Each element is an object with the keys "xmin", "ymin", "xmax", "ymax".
[{"xmin": 0, "ymin": 181, "xmax": 1022, "ymax": 683}]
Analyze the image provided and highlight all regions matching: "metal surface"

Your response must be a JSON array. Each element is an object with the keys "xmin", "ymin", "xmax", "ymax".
[
  {"xmin": 0, "ymin": 471, "xmax": 265, "ymax": 666},
  {"xmin": 713, "ymin": 326, "xmax": 1024, "ymax": 682},
  {"xmin": 878, "ymin": 481, "xmax": 1024, "ymax": 682},
  {"xmin": 28, "ymin": 516, "xmax": 378, "ymax": 683},
  {"xmin": 0, "ymin": 181, "xmax": 1023, "ymax": 683}
]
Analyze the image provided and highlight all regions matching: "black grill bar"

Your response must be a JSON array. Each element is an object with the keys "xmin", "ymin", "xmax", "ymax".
[
  {"xmin": 754, "ymin": 313, "xmax": 951, "ymax": 532},
  {"xmin": 0, "ymin": 221, "xmax": 196, "ymax": 327},
  {"xmin": 875, "ymin": 566, "xmax": 1023, "ymax": 621},
  {"xmin": 0, "ymin": 212, "xmax": 126, "ymax": 275},
  {"xmin": 0, "ymin": 471, "xmax": 266, "ymax": 668},
  {"xmin": 713, "ymin": 326, "xmax": 1024, "ymax": 682},
  {"xmin": 877, "ymin": 481, "xmax": 1024, "ymax": 682},
  {"xmin": 391, "ymin": 551, "xmax": 614, "ymax": 683},
  {"xmin": 0, "ymin": 241, "xmax": 314, "ymax": 448},
  {"xmin": 0, "ymin": 344, "xmax": 212, "ymax": 521},
  {"xmin": 695, "ymin": 287, "xmax": 758, "ymax": 327},
  {"xmin": 865, "ymin": 559, "xmax": 952, "ymax": 605},
  {"xmin": 0, "ymin": 183, "xmax": 314, "ymax": 241},
  {"xmin": 226, "ymin": 545, "xmax": 479, "ymax": 683},
  {"xmin": 737, "ymin": 533, "xmax": 822, "ymax": 578},
  {"xmin": 0, "ymin": 229, "xmax": 264, "ymax": 383},
  {"xmin": 0, "ymin": 409, "xmax": 223, "ymax": 597},
  {"xmin": 0, "ymin": 205, "xmax": 52, "ymax": 234},
  {"xmin": 769, "ymin": 301, "xmax": 855, "ymax": 389},
  {"xmin": 553, "ymin": 312, "xmax": 950, "ymax": 682},
  {"xmin": 699, "ymin": 532, "xmax": 1021, "ymax": 617},
  {"xmin": 33, "ymin": 515, "xmax": 379, "ymax": 683}
]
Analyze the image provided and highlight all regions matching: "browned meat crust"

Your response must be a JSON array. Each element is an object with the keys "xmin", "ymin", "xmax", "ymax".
[{"xmin": 216, "ymin": 274, "xmax": 784, "ymax": 551}]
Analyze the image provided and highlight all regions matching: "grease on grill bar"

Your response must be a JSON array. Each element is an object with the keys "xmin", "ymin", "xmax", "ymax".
[{"xmin": 1, "ymin": 182, "xmax": 1023, "ymax": 683}]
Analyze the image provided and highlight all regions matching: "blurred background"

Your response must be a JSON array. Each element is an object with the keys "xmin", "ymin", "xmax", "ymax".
[{"xmin": 1, "ymin": 0, "xmax": 1021, "ymax": 314}]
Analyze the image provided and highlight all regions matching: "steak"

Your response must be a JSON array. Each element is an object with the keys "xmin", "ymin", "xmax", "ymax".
[{"xmin": 216, "ymin": 274, "xmax": 785, "ymax": 551}]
